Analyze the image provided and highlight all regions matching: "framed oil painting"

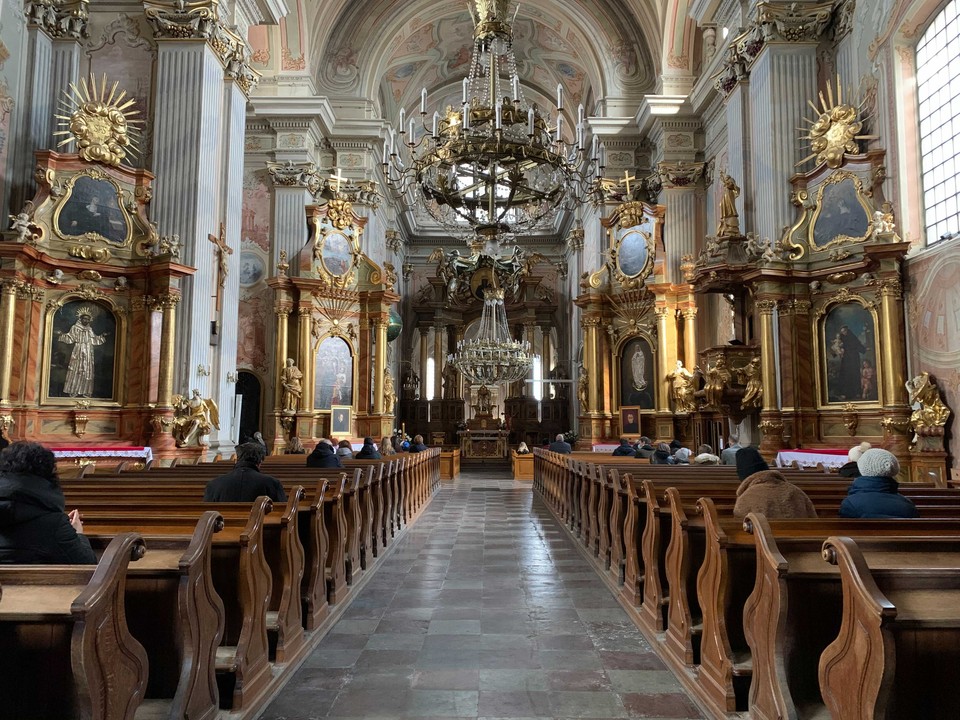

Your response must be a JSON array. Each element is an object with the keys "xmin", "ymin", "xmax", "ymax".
[
  {"xmin": 48, "ymin": 300, "xmax": 118, "ymax": 401},
  {"xmin": 54, "ymin": 174, "xmax": 130, "ymax": 246},
  {"xmin": 821, "ymin": 301, "xmax": 879, "ymax": 404},
  {"xmin": 810, "ymin": 173, "xmax": 871, "ymax": 249},
  {"xmin": 621, "ymin": 406, "xmax": 641, "ymax": 435},
  {"xmin": 314, "ymin": 336, "xmax": 354, "ymax": 410},
  {"xmin": 619, "ymin": 337, "xmax": 654, "ymax": 410},
  {"xmin": 330, "ymin": 405, "xmax": 352, "ymax": 437},
  {"xmin": 320, "ymin": 231, "xmax": 353, "ymax": 277}
]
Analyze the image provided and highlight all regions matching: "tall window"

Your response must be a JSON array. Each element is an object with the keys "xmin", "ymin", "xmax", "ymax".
[
  {"xmin": 532, "ymin": 356, "xmax": 543, "ymax": 401},
  {"xmin": 425, "ymin": 358, "xmax": 435, "ymax": 401},
  {"xmin": 917, "ymin": 0, "xmax": 960, "ymax": 244}
]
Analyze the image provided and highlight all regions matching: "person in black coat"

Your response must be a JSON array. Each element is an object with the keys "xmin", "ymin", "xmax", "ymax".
[
  {"xmin": 612, "ymin": 437, "xmax": 635, "ymax": 456},
  {"xmin": 839, "ymin": 441, "xmax": 871, "ymax": 478},
  {"xmin": 0, "ymin": 441, "xmax": 97, "ymax": 564},
  {"xmin": 408, "ymin": 434, "xmax": 428, "ymax": 453},
  {"xmin": 634, "ymin": 437, "xmax": 655, "ymax": 459},
  {"xmin": 306, "ymin": 439, "xmax": 343, "ymax": 468},
  {"xmin": 548, "ymin": 433, "xmax": 572, "ymax": 454},
  {"xmin": 355, "ymin": 437, "xmax": 382, "ymax": 459},
  {"xmin": 650, "ymin": 442, "xmax": 672, "ymax": 464},
  {"xmin": 204, "ymin": 442, "xmax": 287, "ymax": 503},
  {"xmin": 0, "ymin": 435, "xmax": 8, "ymax": 453}
]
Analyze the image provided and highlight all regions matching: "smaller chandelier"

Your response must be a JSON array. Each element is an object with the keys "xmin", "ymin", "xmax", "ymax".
[
  {"xmin": 381, "ymin": 0, "xmax": 605, "ymax": 237},
  {"xmin": 449, "ymin": 288, "xmax": 532, "ymax": 386}
]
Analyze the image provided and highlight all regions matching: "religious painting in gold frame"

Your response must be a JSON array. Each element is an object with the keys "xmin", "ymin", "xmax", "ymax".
[
  {"xmin": 52, "ymin": 169, "xmax": 133, "ymax": 247},
  {"xmin": 611, "ymin": 219, "xmax": 656, "ymax": 288},
  {"xmin": 330, "ymin": 405, "xmax": 352, "ymax": 438},
  {"xmin": 620, "ymin": 406, "xmax": 641, "ymax": 435},
  {"xmin": 618, "ymin": 335, "xmax": 655, "ymax": 410},
  {"xmin": 308, "ymin": 211, "xmax": 362, "ymax": 288},
  {"xmin": 42, "ymin": 297, "xmax": 125, "ymax": 406},
  {"xmin": 807, "ymin": 171, "xmax": 874, "ymax": 252},
  {"xmin": 814, "ymin": 296, "xmax": 882, "ymax": 407},
  {"xmin": 314, "ymin": 335, "xmax": 355, "ymax": 411}
]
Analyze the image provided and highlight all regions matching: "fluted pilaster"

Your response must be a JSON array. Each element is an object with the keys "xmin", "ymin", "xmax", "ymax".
[{"xmin": 11, "ymin": 28, "xmax": 53, "ymax": 211}]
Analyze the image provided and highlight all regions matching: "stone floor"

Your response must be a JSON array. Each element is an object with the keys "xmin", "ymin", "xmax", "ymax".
[{"xmin": 258, "ymin": 470, "xmax": 704, "ymax": 720}]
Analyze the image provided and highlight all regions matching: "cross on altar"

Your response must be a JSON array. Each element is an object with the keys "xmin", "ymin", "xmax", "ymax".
[
  {"xmin": 621, "ymin": 171, "xmax": 636, "ymax": 195},
  {"xmin": 329, "ymin": 168, "xmax": 348, "ymax": 193}
]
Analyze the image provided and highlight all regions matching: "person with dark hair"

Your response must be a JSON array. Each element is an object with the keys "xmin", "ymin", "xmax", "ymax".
[
  {"xmin": 669, "ymin": 439, "xmax": 683, "ymax": 452},
  {"xmin": 733, "ymin": 447, "xmax": 817, "ymax": 519},
  {"xmin": 612, "ymin": 437, "xmax": 635, "ymax": 456},
  {"xmin": 306, "ymin": 438, "xmax": 343, "ymax": 468},
  {"xmin": 839, "ymin": 449, "xmax": 918, "ymax": 519},
  {"xmin": 0, "ymin": 441, "xmax": 97, "ymax": 563},
  {"xmin": 408, "ymin": 434, "xmax": 428, "ymax": 453},
  {"xmin": 356, "ymin": 437, "xmax": 381, "ymax": 459},
  {"xmin": 548, "ymin": 433, "xmax": 572, "ymax": 454},
  {"xmin": 634, "ymin": 436, "xmax": 655, "ymax": 459},
  {"xmin": 336, "ymin": 439, "xmax": 354, "ymax": 459},
  {"xmin": 204, "ymin": 442, "xmax": 286, "ymax": 503},
  {"xmin": 650, "ymin": 442, "xmax": 672, "ymax": 464},
  {"xmin": 0, "ymin": 435, "xmax": 8, "ymax": 453}
]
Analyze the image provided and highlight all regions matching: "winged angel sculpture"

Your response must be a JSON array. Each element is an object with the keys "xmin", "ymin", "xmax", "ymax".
[{"xmin": 172, "ymin": 389, "xmax": 220, "ymax": 447}]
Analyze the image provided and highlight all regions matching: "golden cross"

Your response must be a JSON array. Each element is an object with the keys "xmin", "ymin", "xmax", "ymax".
[
  {"xmin": 330, "ymin": 167, "xmax": 348, "ymax": 193},
  {"xmin": 621, "ymin": 171, "xmax": 636, "ymax": 195}
]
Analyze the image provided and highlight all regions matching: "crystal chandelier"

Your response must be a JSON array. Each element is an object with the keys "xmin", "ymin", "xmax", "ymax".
[
  {"xmin": 381, "ymin": 0, "xmax": 604, "ymax": 238},
  {"xmin": 449, "ymin": 288, "xmax": 532, "ymax": 386}
]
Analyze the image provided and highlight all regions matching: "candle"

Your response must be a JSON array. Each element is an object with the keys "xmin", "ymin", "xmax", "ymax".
[
  {"xmin": 462, "ymin": 77, "xmax": 468, "ymax": 104},
  {"xmin": 463, "ymin": 103, "xmax": 471, "ymax": 130},
  {"xmin": 382, "ymin": 142, "xmax": 387, "ymax": 164},
  {"xmin": 599, "ymin": 143, "xmax": 606, "ymax": 168},
  {"xmin": 578, "ymin": 104, "xmax": 585, "ymax": 124},
  {"xmin": 512, "ymin": 76, "xmax": 520, "ymax": 101},
  {"xmin": 527, "ymin": 107, "xmax": 535, "ymax": 136},
  {"xmin": 432, "ymin": 111, "xmax": 439, "ymax": 137},
  {"xmin": 399, "ymin": 107, "xmax": 405, "ymax": 131},
  {"xmin": 408, "ymin": 118, "xmax": 415, "ymax": 138},
  {"xmin": 591, "ymin": 136, "xmax": 598, "ymax": 159},
  {"xmin": 421, "ymin": 88, "xmax": 427, "ymax": 114},
  {"xmin": 556, "ymin": 115, "xmax": 563, "ymax": 143},
  {"xmin": 577, "ymin": 121, "xmax": 584, "ymax": 148},
  {"xmin": 557, "ymin": 83, "xmax": 563, "ymax": 109},
  {"xmin": 495, "ymin": 101, "xmax": 502, "ymax": 129}
]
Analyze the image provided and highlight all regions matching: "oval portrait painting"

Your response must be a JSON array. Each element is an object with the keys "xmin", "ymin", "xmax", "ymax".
[
  {"xmin": 239, "ymin": 251, "xmax": 265, "ymax": 287},
  {"xmin": 321, "ymin": 233, "xmax": 353, "ymax": 277},
  {"xmin": 617, "ymin": 230, "xmax": 649, "ymax": 278}
]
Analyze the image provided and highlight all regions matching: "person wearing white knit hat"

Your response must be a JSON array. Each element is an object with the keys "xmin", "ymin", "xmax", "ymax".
[
  {"xmin": 839, "ymin": 449, "xmax": 918, "ymax": 518},
  {"xmin": 839, "ymin": 441, "xmax": 871, "ymax": 478}
]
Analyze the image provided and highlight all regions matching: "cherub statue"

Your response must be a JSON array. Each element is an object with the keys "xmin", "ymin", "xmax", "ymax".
[
  {"xmin": 383, "ymin": 369, "xmax": 396, "ymax": 415},
  {"xmin": 667, "ymin": 360, "xmax": 697, "ymax": 414},
  {"xmin": 172, "ymin": 389, "xmax": 220, "ymax": 447},
  {"xmin": 704, "ymin": 356, "xmax": 732, "ymax": 409},
  {"xmin": 9, "ymin": 203, "xmax": 37, "ymax": 243},
  {"xmin": 738, "ymin": 356, "xmax": 763, "ymax": 410}
]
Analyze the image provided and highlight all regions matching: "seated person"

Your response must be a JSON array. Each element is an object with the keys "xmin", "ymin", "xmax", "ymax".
[
  {"xmin": 693, "ymin": 444, "xmax": 721, "ymax": 465},
  {"xmin": 733, "ymin": 447, "xmax": 817, "ymax": 519},
  {"xmin": 306, "ymin": 438, "xmax": 343, "ymax": 468},
  {"xmin": 612, "ymin": 437, "xmax": 636, "ymax": 456},
  {"xmin": 634, "ymin": 436, "xmax": 655, "ymax": 459},
  {"xmin": 284, "ymin": 437, "xmax": 306, "ymax": 455},
  {"xmin": 380, "ymin": 436, "xmax": 396, "ymax": 456},
  {"xmin": 336, "ymin": 439, "xmax": 354, "ymax": 459},
  {"xmin": 516, "ymin": 442, "xmax": 531, "ymax": 455},
  {"xmin": 650, "ymin": 442, "xmax": 672, "ymax": 464},
  {"xmin": 204, "ymin": 442, "xmax": 287, "ymax": 503},
  {"xmin": 548, "ymin": 433, "xmax": 572, "ymax": 454},
  {"xmin": 0, "ymin": 435, "xmax": 8, "ymax": 452},
  {"xmin": 0, "ymin": 441, "xmax": 97, "ymax": 563},
  {"xmin": 720, "ymin": 440, "xmax": 742, "ymax": 466},
  {"xmin": 839, "ymin": 449, "xmax": 918, "ymax": 519},
  {"xmin": 839, "ymin": 441, "xmax": 871, "ymax": 478},
  {"xmin": 356, "ymin": 437, "xmax": 381, "ymax": 460},
  {"xmin": 668, "ymin": 447, "xmax": 692, "ymax": 464},
  {"xmin": 408, "ymin": 434, "xmax": 428, "ymax": 453}
]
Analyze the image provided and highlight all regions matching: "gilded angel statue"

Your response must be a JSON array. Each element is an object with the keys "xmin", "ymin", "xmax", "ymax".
[
  {"xmin": 172, "ymin": 389, "xmax": 220, "ymax": 447},
  {"xmin": 667, "ymin": 360, "xmax": 697, "ymax": 414}
]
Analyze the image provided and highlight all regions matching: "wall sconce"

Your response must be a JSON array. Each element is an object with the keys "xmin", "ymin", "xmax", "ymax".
[
  {"xmin": 226, "ymin": 371, "xmax": 238, "ymax": 383},
  {"xmin": 197, "ymin": 364, "xmax": 211, "ymax": 377}
]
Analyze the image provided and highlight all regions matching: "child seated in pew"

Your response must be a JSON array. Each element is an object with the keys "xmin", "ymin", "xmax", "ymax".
[
  {"xmin": 839, "ymin": 448, "xmax": 918, "ymax": 519},
  {"xmin": 733, "ymin": 447, "xmax": 817, "ymax": 519},
  {"xmin": 203, "ymin": 442, "xmax": 287, "ymax": 503},
  {"xmin": 0, "ymin": 441, "xmax": 97, "ymax": 563}
]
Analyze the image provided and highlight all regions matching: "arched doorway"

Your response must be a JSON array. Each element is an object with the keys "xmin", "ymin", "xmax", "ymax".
[{"xmin": 236, "ymin": 371, "xmax": 262, "ymax": 443}]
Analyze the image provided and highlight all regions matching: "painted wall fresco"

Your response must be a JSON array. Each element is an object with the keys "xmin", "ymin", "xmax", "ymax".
[
  {"xmin": 237, "ymin": 170, "xmax": 273, "ymax": 376},
  {"xmin": 907, "ymin": 236, "xmax": 960, "ymax": 462},
  {"xmin": 0, "ymin": 16, "xmax": 25, "ymax": 210}
]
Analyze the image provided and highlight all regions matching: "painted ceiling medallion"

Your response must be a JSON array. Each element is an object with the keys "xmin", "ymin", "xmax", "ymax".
[{"xmin": 55, "ymin": 74, "xmax": 140, "ymax": 167}]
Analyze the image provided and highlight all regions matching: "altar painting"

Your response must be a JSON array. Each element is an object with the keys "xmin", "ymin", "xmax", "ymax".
[
  {"xmin": 320, "ymin": 232, "xmax": 353, "ymax": 277},
  {"xmin": 314, "ymin": 336, "xmax": 353, "ymax": 410},
  {"xmin": 48, "ymin": 300, "xmax": 117, "ymax": 401},
  {"xmin": 620, "ymin": 337, "xmax": 654, "ymax": 409},
  {"xmin": 54, "ymin": 174, "xmax": 130, "ymax": 245},
  {"xmin": 822, "ymin": 301, "xmax": 879, "ymax": 404},
  {"xmin": 811, "ymin": 174, "xmax": 871, "ymax": 249}
]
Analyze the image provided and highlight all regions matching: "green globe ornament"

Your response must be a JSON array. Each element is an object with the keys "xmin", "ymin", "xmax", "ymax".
[{"xmin": 386, "ymin": 307, "xmax": 402, "ymax": 342}]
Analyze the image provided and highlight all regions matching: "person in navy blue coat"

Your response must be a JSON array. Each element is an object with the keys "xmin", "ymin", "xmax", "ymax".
[
  {"xmin": 612, "ymin": 437, "xmax": 635, "ymax": 456},
  {"xmin": 839, "ymin": 449, "xmax": 918, "ymax": 519}
]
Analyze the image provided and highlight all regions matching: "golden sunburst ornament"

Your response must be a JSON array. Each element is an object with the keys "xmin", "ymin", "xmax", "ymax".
[
  {"xmin": 55, "ymin": 75, "xmax": 140, "ymax": 168},
  {"xmin": 798, "ymin": 78, "xmax": 877, "ymax": 169}
]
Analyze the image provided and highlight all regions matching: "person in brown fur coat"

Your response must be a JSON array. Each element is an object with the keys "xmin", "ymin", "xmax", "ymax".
[{"xmin": 732, "ymin": 447, "xmax": 817, "ymax": 519}]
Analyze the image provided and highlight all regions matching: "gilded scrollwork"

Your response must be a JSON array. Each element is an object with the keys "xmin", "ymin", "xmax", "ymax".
[{"xmin": 906, "ymin": 372, "xmax": 951, "ymax": 438}]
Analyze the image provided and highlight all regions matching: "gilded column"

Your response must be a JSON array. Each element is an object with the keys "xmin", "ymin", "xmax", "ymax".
[
  {"xmin": 878, "ymin": 279, "xmax": 908, "ymax": 407},
  {"xmin": 0, "ymin": 281, "xmax": 19, "ymax": 404},
  {"xmin": 297, "ymin": 307, "xmax": 313, "ymax": 413},
  {"xmin": 373, "ymin": 318, "xmax": 387, "ymax": 414},
  {"xmin": 583, "ymin": 318, "xmax": 600, "ymax": 415},
  {"xmin": 433, "ymin": 324, "xmax": 443, "ymax": 400},
  {"xmin": 655, "ymin": 307, "xmax": 674, "ymax": 414},
  {"xmin": 273, "ymin": 306, "xmax": 291, "ymax": 410},
  {"xmin": 682, "ymin": 307, "xmax": 698, "ymax": 370},
  {"xmin": 156, "ymin": 294, "xmax": 181, "ymax": 407},
  {"xmin": 756, "ymin": 299, "xmax": 779, "ymax": 412}
]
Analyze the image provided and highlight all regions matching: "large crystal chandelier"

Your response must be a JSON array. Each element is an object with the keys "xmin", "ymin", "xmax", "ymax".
[
  {"xmin": 381, "ymin": 0, "xmax": 604, "ymax": 238},
  {"xmin": 449, "ymin": 288, "xmax": 532, "ymax": 386}
]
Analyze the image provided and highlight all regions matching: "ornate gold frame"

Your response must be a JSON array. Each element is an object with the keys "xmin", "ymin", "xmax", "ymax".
[
  {"xmin": 613, "ymin": 330, "xmax": 658, "ymax": 412},
  {"xmin": 812, "ymin": 290, "xmax": 883, "ymax": 409},
  {"xmin": 51, "ymin": 168, "xmax": 134, "ymax": 247},
  {"xmin": 806, "ymin": 170, "xmax": 875, "ymax": 252},
  {"xmin": 310, "ymin": 216, "xmax": 362, "ymax": 288},
  {"xmin": 41, "ymin": 293, "xmax": 127, "ymax": 407},
  {"xmin": 311, "ymin": 330, "xmax": 359, "ymax": 416}
]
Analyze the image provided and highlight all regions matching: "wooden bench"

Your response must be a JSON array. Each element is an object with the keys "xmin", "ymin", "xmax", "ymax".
[{"xmin": 0, "ymin": 533, "xmax": 148, "ymax": 720}]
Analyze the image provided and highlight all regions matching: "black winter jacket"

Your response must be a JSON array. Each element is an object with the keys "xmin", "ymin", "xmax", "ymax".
[
  {"xmin": 306, "ymin": 443, "xmax": 343, "ymax": 468},
  {"xmin": 0, "ymin": 471, "xmax": 97, "ymax": 564},
  {"xmin": 203, "ymin": 460, "xmax": 287, "ymax": 503},
  {"xmin": 356, "ymin": 445, "xmax": 382, "ymax": 459}
]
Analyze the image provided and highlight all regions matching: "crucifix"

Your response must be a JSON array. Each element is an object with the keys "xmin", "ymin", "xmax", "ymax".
[
  {"xmin": 329, "ymin": 167, "xmax": 348, "ymax": 193},
  {"xmin": 208, "ymin": 221, "xmax": 233, "ymax": 309},
  {"xmin": 621, "ymin": 171, "xmax": 636, "ymax": 196}
]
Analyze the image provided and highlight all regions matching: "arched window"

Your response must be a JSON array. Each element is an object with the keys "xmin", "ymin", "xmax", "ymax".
[
  {"xmin": 425, "ymin": 357, "xmax": 435, "ymax": 401},
  {"xmin": 916, "ymin": 0, "xmax": 960, "ymax": 244}
]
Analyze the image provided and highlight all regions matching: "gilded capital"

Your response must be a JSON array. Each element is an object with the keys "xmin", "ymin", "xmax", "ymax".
[
  {"xmin": 756, "ymin": 1, "xmax": 833, "ymax": 43},
  {"xmin": 25, "ymin": 0, "xmax": 89, "ymax": 40},
  {"xmin": 754, "ymin": 299, "xmax": 778, "ymax": 314}
]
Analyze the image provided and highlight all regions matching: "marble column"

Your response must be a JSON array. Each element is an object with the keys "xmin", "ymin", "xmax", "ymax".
[
  {"xmin": 878, "ymin": 280, "xmax": 908, "ymax": 408},
  {"xmin": 657, "ymin": 163, "xmax": 706, "ymax": 284},
  {"xmin": 273, "ymin": 307, "xmax": 291, "ymax": 411},
  {"xmin": 756, "ymin": 299, "xmax": 779, "ymax": 412},
  {"xmin": 583, "ymin": 318, "xmax": 601, "ymax": 415},
  {"xmin": 724, "ymin": 82, "xmax": 752, "ymax": 231},
  {"xmin": 11, "ymin": 24, "xmax": 53, "ymax": 212},
  {"xmin": 297, "ymin": 307, "xmax": 313, "ymax": 414},
  {"xmin": 266, "ymin": 162, "xmax": 319, "ymax": 266}
]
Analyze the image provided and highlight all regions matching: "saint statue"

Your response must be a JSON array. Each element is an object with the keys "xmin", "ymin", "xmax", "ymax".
[
  {"xmin": 383, "ymin": 369, "xmax": 396, "ymax": 415},
  {"xmin": 667, "ymin": 360, "xmax": 697, "ymax": 414},
  {"xmin": 476, "ymin": 385, "xmax": 492, "ymax": 415},
  {"xmin": 704, "ymin": 356, "xmax": 732, "ymax": 409},
  {"xmin": 578, "ymin": 368, "xmax": 589, "ymax": 412},
  {"xmin": 172, "ymin": 390, "xmax": 220, "ymax": 447},
  {"xmin": 280, "ymin": 358, "xmax": 302, "ymax": 414},
  {"xmin": 58, "ymin": 305, "xmax": 109, "ymax": 398},
  {"xmin": 738, "ymin": 357, "xmax": 763, "ymax": 410},
  {"xmin": 631, "ymin": 348, "xmax": 648, "ymax": 391},
  {"xmin": 717, "ymin": 172, "xmax": 741, "ymax": 237},
  {"xmin": 442, "ymin": 363, "xmax": 460, "ymax": 399}
]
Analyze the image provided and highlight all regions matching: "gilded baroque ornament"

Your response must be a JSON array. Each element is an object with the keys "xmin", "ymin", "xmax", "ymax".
[
  {"xmin": 266, "ymin": 161, "xmax": 321, "ymax": 193},
  {"xmin": 656, "ymin": 161, "xmax": 705, "ymax": 188},
  {"xmin": 55, "ymin": 75, "xmax": 140, "ymax": 167},
  {"xmin": 756, "ymin": 1, "xmax": 833, "ymax": 42},
  {"xmin": 25, "ymin": 0, "xmax": 89, "ymax": 39},
  {"xmin": 798, "ymin": 80, "xmax": 877, "ymax": 169}
]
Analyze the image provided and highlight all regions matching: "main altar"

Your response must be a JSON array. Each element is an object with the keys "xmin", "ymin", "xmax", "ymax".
[{"xmin": 458, "ymin": 387, "xmax": 507, "ymax": 458}]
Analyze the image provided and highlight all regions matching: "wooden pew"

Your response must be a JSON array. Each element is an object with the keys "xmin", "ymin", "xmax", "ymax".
[{"xmin": 0, "ymin": 533, "xmax": 149, "ymax": 720}]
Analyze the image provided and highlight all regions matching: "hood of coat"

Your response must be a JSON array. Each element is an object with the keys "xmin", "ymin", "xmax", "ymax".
[
  {"xmin": 0, "ymin": 472, "xmax": 66, "ymax": 527},
  {"xmin": 847, "ymin": 475, "xmax": 900, "ymax": 495},
  {"xmin": 736, "ymin": 469, "xmax": 789, "ymax": 497}
]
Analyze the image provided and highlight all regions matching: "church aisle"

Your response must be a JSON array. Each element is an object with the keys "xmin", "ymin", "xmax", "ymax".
[{"xmin": 259, "ymin": 470, "xmax": 703, "ymax": 720}]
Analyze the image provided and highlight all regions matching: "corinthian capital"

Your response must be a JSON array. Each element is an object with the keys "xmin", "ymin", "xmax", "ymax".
[
  {"xmin": 26, "ymin": 0, "xmax": 89, "ymax": 40},
  {"xmin": 756, "ymin": 1, "xmax": 833, "ymax": 43},
  {"xmin": 656, "ymin": 161, "xmax": 705, "ymax": 189},
  {"xmin": 267, "ymin": 161, "xmax": 321, "ymax": 192}
]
